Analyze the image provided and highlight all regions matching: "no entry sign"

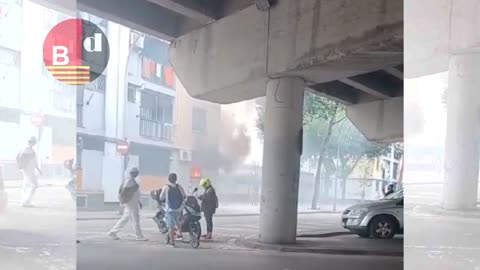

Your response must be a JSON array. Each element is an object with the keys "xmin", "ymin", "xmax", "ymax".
[
  {"xmin": 31, "ymin": 113, "xmax": 45, "ymax": 127},
  {"xmin": 116, "ymin": 140, "xmax": 129, "ymax": 155}
]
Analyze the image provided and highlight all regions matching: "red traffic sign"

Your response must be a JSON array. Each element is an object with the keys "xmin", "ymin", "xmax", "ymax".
[
  {"xmin": 31, "ymin": 114, "xmax": 45, "ymax": 127},
  {"xmin": 116, "ymin": 140, "xmax": 129, "ymax": 155}
]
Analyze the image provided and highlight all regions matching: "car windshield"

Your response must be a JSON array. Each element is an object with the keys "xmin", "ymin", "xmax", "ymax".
[{"xmin": 383, "ymin": 189, "xmax": 404, "ymax": 200}]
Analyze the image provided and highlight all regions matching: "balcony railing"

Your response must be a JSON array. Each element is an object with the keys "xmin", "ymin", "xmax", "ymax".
[{"xmin": 139, "ymin": 119, "xmax": 173, "ymax": 141}]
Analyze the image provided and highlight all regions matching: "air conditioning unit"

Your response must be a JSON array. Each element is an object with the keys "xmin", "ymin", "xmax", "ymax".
[{"xmin": 179, "ymin": 150, "xmax": 192, "ymax": 162}]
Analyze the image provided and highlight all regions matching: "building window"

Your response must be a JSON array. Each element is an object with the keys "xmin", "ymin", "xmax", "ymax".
[
  {"xmin": 163, "ymin": 66, "xmax": 175, "ymax": 89},
  {"xmin": 80, "ymin": 74, "xmax": 105, "ymax": 93},
  {"xmin": 192, "ymin": 107, "xmax": 207, "ymax": 132},
  {"xmin": 53, "ymin": 80, "xmax": 75, "ymax": 113},
  {"xmin": 0, "ymin": 46, "xmax": 20, "ymax": 67},
  {"xmin": 127, "ymin": 83, "xmax": 137, "ymax": 103},
  {"xmin": 141, "ymin": 55, "xmax": 162, "ymax": 84},
  {"xmin": 141, "ymin": 55, "xmax": 175, "ymax": 90},
  {"xmin": 139, "ymin": 90, "xmax": 173, "ymax": 140}
]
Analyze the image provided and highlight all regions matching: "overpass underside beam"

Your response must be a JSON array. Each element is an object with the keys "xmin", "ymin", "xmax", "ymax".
[{"xmin": 170, "ymin": 0, "xmax": 403, "ymax": 104}]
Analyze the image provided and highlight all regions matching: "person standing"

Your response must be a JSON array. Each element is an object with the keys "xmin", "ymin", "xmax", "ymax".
[
  {"xmin": 383, "ymin": 184, "xmax": 395, "ymax": 197},
  {"xmin": 16, "ymin": 137, "xmax": 42, "ymax": 207},
  {"xmin": 159, "ymin": 173, "xmax": 186, "ymax": 247},
  {"xmin": 199, "ymin": 178, "xmax": 218, "ymax": 240},
  {"xmin": 107, "ymin": 167, "xmax": 148, "ymax": 241}
]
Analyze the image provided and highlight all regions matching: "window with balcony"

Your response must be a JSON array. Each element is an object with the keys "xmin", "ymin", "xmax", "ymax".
[
  {"xmin": 192, "ymin": 107, "xmax": 207, "ymax": 133},
  {"xmin": 141, "ymin": 55, "xmax": 162, "ymax": 84},
  {"xmin": 139, "ymin": 90, "xmax": 173, "ymax": 141},
  {"xmin": 141, "ymin": 55, "xmax": 175, "ymax": 89}
]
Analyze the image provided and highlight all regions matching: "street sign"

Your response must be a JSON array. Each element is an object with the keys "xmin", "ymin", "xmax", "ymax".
[
  {"xmin": 116, "ymin": 140, "xmax": 129, "ymax": 155},
  {"xmin": 30, "ymin": 113, "xmax": 45, "ymax": 127}
]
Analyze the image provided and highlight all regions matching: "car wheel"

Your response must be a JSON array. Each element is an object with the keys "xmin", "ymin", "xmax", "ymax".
[{"xmin": 369, "ymin": 215, "xmax": 397, "ymax": 239}]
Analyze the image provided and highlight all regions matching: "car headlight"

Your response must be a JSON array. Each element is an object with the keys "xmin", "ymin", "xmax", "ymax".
[{"xmin": 348, "ymin": 208, "xmax": 368, "ymax": 218}]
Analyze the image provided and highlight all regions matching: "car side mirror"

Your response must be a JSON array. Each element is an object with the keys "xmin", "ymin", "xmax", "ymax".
[{"xmin": 397, "ymin": 199, "xmax": 404, "ymax": 206}]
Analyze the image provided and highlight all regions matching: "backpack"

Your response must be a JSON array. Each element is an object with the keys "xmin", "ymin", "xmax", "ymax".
[
  {"xmin": 167, "ymin": 184, "xmax": 183, "ymax": 210},
  {"xmin": 118, "ymin": 179, "xmax": 139, "ymax": 204},
  {"xmin": 16, "ymin": 151, "xmax": 33, "ymax": 170}
]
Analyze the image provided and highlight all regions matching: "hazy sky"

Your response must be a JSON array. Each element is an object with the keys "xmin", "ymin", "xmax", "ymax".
[{"xmin": 405, "ymin": 72, "xmax": 448, "ymax": 147}]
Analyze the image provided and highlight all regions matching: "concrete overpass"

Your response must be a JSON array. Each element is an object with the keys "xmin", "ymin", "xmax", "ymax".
[
  {"xmin": 406, "ymin": 0, "xmax": 480, "ymax": 211},
  {"xmin": 35, "ymin": 0, "xmax": 404, "ymax": 244}
]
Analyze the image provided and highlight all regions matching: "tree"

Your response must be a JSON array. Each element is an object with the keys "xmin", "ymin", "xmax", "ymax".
[
  {"xmin": 256, "ymin": 92, "xmax": 345, "ymax": 209},
  {"xmin": 327, "ymin": 120, "xmax": 390, "ymax": 200}
]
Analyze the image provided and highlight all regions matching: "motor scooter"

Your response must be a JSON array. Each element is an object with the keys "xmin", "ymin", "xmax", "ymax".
[
  {"xmin": 165, "ymin": 187, "xmax": 202, "ymax": 248},
  {"xmin": 150, "ymin": 189, "xmax": 169, "ymax": 234}
]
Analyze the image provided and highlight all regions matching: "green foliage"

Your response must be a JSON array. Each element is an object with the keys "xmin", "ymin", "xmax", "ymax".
[
  {"xmin": 255, "ymin": 92, "xmax": 387, "ymax": 169},
  {"xmin": 255, "ymin": 105, "xmax": 265, "ymax": 139},
  {"xmin": 327, "ymin": 120, "xmax": 389, "ymax": 179},
  {"xmin": 255, "ymin": 92, "xmax": 345, "ymax": 140}
]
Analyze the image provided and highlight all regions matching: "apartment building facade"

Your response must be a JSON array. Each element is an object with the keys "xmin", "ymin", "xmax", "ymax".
[{"xmin": 75, "ymin": 19, "xmax": 221, "ymax": 209}]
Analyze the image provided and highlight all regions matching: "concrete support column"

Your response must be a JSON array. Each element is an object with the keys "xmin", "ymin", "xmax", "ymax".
[
  {"xmin": 259, "ymin": 77, "xmax": 305, "ymax": 244},
  {"xmin": 443, "ymin": 52, "xmax": 480, "ymax": 210}
]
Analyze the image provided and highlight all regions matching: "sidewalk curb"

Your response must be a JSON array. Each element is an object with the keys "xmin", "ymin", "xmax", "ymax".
[
  {"xmin": 76, "ymin": 210, "xmax": 338, "ymax": 221},
  {"xmin": 297, "ymin": 232, "xmax": 353, "ymax": 238},
  {"xmin": 234, "ymin": 238, "xmax": 404, "ymax": 257}
]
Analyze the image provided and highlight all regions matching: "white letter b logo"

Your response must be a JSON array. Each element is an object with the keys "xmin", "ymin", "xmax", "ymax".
[{"xmin": 52, "ymin": 46, "xmax": 69, "ymax": 65}]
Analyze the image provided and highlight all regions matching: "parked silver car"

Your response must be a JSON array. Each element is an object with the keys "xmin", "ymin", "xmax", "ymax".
[{"xmin": 341, "ymin": 189, "xmax": 403, "ymax": 239}]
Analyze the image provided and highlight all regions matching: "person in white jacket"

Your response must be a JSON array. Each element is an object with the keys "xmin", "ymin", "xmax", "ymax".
[
  {"xmin": 17, "ymin": 137, "xmax": 42, "ymax": 207},
  {"xmin": 107, "ymin": 167, "xmax": 147, "ymax": 241}
]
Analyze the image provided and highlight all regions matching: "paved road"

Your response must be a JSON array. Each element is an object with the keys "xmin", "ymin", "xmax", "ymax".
[
  {"xmin": 0, "ymin": 179, "xmax": 75, "ymax": 270},
  {"xmin": 404, "ymin": 182, "xmax": 480, "ymax": 270},
  {"xmin": 77, "ymin": 211, "xmax": 403, "ymax": 269},
  {"xmin": 405, "ymin": 208, "xmax": 480, "ymax": 270},
  {"xmin": 77, "ymin": 212, "xmax": 346, "ymax": 242},
  {"xmin": 77, "ymin": 240, "xmax": 403, "ymax": 270}
]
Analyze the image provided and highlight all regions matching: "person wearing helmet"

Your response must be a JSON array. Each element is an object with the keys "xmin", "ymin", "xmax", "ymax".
[
  {"xmin": 16, "ymin": 136, "xmax": 42, "ymax": 207},
  {"xmin": 107, "ymin": 167, "xmax": 148, "ymax": 241},
  {"xmin": 383, "ymin": 183, "xmax": 395, "ymax": 197},
  {"xmin": 198, "ymin": 178, "xmax": 218, "ymax": 240}
]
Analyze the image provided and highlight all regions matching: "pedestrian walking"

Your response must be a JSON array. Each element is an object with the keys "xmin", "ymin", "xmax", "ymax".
[
  {"xmin": 16, "ymin": 137, "xmax": 42, "ymax": 207},
  {"xmin": 199, "ymin": 178, "xmax": 218, "ymax": 240},
  {"xmin": 159, "ymin": 173, "xmax": 186, "ymax": 247},
  {"xmin": 107, "ymin": 167, "xmax": 148, "ymax": 241}
]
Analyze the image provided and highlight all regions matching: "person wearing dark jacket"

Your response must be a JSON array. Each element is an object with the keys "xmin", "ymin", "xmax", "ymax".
[
  {"xmin": 383, "ymin": 184, "xmax": 395, "ymax": 197},
  {"xmin": 198, "ymin": 178, "xmax": 218, "ymax": 240}
]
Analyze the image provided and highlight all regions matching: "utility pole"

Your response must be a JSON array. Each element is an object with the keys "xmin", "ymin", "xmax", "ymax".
[
  {"xmin": 389, "ymin": 144, "xmax": 395, "ymax": 183},
  {"xmin": 333, "ymin": 145, "xmax": 339, "ymax": 212}
]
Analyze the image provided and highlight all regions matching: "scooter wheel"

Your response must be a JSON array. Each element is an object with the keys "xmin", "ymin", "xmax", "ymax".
[
  {"xmin": 190, "ymin": 239, "xmax": 199, "ymax": 248},
  {"xmin": 159, "ymin": 222, "xmax": 168, "ymax": 234}
]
